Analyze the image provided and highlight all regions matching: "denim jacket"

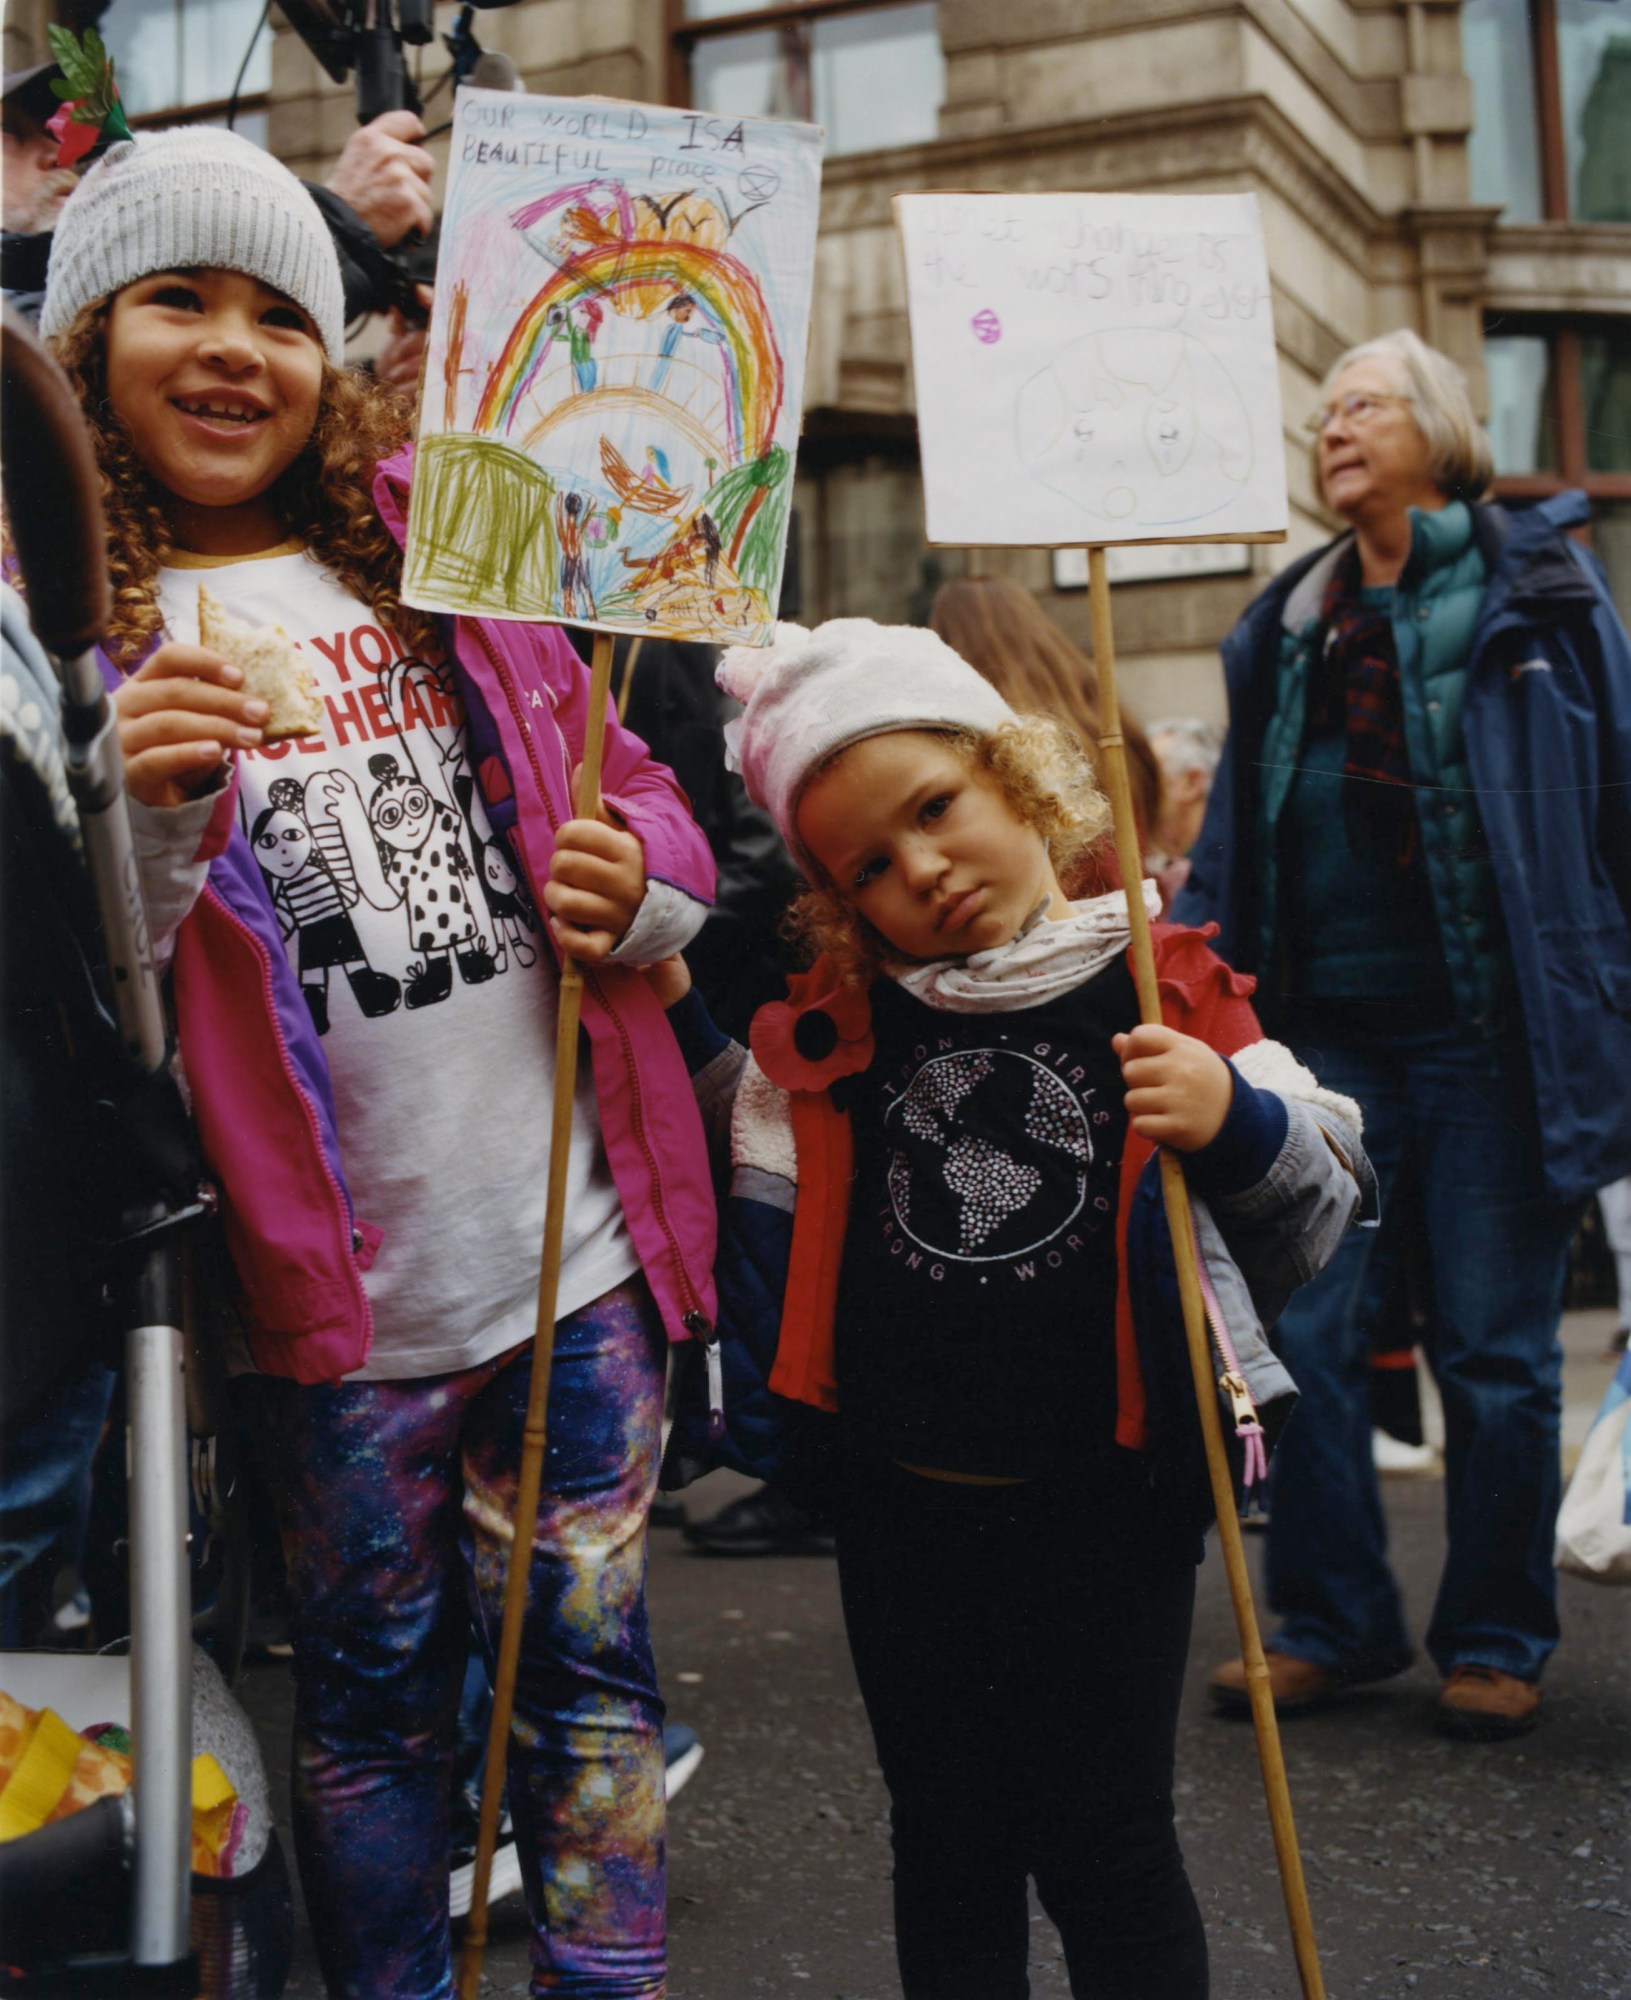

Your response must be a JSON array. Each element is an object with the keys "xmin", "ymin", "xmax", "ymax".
[{"xmin": 1177, "ymin": 492, "xmax": 1631, "ymax": 1204}]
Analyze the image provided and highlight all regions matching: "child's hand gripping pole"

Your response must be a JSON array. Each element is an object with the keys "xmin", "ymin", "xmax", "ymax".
[
  {"xmin": 1086, "ymin": 547, "xmax": 1326, "ymax": 2000},
  {"xmin": 458, "ymin": 629, "xmax": 617, "ymax": 2000}
]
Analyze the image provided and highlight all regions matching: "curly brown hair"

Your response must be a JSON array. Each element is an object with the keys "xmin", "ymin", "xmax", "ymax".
[
  {"xmin": 49, "ymin": 300, "xmax": 437, "ymax": 666},
  {"xmin": 786, "ymin": 714, "xmax": 1114, "ymax": 983}
]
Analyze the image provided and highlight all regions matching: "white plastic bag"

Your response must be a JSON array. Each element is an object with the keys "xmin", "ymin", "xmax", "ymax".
[{"xmin": 1555, "ymin": 1348, "xmax": 1631, "ymax": 1584}]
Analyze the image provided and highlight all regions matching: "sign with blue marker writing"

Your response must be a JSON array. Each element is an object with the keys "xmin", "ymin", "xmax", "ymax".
[{"xmin": 895, "ymin": 192, "xmax": 1288, "ymax": 549}]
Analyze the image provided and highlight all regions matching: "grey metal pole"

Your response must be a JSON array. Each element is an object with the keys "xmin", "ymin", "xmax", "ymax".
[{"xmin": 126, "ymin": 1320, "xmax": 193, "ymax": 1966}]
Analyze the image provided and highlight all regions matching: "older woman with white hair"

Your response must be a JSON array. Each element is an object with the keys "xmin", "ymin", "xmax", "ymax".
[{"xmin": 1175, "ymin": 328, "xmax": 1631, "ymax": 1741}]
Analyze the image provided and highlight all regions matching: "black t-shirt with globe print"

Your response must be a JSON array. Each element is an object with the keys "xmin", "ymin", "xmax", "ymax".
[{"xmin": 835, "ymin": 955, "xmax": 1137, "ymax": 1479}]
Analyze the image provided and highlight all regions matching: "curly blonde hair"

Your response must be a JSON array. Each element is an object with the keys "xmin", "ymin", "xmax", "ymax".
[
  {"xmin": 49, "ymin": 300, "xmax": 437, "ymax": 667},
  {"xmin": 787, "ymin": 714, "xmax": 1114, "ymax": 983},
  {"xmin": 929, "ymin": 574, "xmax": 1165, "ymax": 850}
]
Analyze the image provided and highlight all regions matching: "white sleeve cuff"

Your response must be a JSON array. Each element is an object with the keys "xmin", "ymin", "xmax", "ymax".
[
  {"xmin": 608, "ymin": 877, "xmax": 710, "ymax": 966},
  {"xmin": 129, "ymin": 789, "xmax": 221, "ymax": 967}
]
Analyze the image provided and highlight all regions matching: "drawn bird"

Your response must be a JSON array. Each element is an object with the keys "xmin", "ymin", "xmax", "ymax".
[
  {"xmin": 600, "ymin": 436, "xmax": 691, "ymax": 516},
  {"xmin": 562, "ymin": 202, "xmax": 619, "ymax": 247}
]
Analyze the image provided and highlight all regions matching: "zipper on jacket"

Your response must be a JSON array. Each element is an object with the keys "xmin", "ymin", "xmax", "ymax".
[
  {"xmin": 683, "ymin": 1309, "xmax": 725, "ymax": 1442},
  {"xmin": 466, "ymin": 620, "xmax": 711, "ymax": 1329},
  {"xmin": 1186, "ymin": 1208, "xmax": 1268, "ymax": 1508}
]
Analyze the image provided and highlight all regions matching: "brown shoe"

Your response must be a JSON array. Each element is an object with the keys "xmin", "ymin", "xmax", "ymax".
[
  {"xmin": 1209, "ymin": 1650, "xmax": 1332, "ymax": 1716},
  {"xmin": 1436, "ymin": 1665, "xmax": 1540, "ymax": 1741}
]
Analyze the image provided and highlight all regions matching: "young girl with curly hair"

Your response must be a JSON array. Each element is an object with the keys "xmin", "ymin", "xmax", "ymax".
[
  {"xmin": 656, "ymin": 619, "xmax": 1374, "ymax": 2000},
  {"xmin": 42, "ymin": 126, "xmax": 717, "ymax": 1999}
]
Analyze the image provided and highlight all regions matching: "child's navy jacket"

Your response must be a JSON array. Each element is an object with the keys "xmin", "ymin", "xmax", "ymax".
[{"xmin": 663, "ymin": 923, "xmax": 1376, "ymax": 1533}]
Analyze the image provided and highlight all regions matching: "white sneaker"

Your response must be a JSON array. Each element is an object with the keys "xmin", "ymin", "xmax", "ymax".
[
  {"xmin": 663, "ymin": 1723, "xmax": 704, "ymax": 1801},
  {"xmin": 449, "ymin": 1813, "xmax": 522, "ymax": 1922},
  {"xmin": 1372, "ymin": 1428, "xmax": 1439, "ymax": 1475}
]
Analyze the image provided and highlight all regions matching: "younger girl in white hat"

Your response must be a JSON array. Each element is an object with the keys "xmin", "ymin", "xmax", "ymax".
[{"xmin": 657, "ymin": 616, "xmax": 1373, "ymax": 1999}]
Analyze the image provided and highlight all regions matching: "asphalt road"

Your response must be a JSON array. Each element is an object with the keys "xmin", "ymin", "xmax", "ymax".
[{"xmin": 244, "ymin": 1309, "xmax": 1630, "ymax": 1999}]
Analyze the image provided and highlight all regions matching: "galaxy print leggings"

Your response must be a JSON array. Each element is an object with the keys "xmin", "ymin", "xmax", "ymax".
[{"xmin": 237, "ymin": 1276, "xmax": 669, "ymax": 2000}]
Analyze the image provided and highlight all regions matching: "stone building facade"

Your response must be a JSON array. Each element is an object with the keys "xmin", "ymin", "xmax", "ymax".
[{"xmin": 9, "ymin": 0, "xmax": 1628, "ymax": 718}]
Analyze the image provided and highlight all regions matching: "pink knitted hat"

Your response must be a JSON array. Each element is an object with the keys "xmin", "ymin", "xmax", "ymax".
[{"xmin": 717, "ymin": 618, "xmax": 1014, "ymax": 865}]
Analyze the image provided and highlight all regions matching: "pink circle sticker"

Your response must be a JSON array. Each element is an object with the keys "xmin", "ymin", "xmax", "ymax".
[{"xmin": 971, "ymin": 308, "xmax": 1002, "ymax": 345}]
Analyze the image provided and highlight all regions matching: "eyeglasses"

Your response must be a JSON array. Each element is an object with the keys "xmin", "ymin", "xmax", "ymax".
[{"xmin": 1306, "ymin": 391, "xmax": 1409, "ymax": 436}]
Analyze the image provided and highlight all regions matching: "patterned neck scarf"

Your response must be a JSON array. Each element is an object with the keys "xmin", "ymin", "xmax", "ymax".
[
  {"xmin": 1308, "ymin": 544, "xmax": 1418, "ymax": 865},
  {"xmin": 888, "ymin": 881, "xmax": 1164, "ymax": 1014}
]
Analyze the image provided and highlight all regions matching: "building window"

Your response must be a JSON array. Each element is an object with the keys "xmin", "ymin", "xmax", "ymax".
[
  {"xmin": 670, "ymin": 1, "xmax": 944, "ymax": 158},
  {"xmin": 1464, "ymin": 0, "xmax": 1631, "ymax": 223},
  {"xmin": 98, "ymin": 0, "xmax": 272, "ymax": 138},
  {"xmin": 1485, "ymin": 317, "xmax": 1631, "ymax": 609}
]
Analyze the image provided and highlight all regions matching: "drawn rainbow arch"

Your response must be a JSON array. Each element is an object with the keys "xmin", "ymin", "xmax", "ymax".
[{"xmin": 473, "ymin": 239, "xmax": 784, "ymax": 464}]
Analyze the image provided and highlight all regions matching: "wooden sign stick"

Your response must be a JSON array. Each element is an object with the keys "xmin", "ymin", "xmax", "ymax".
[
  {"xmin": 1086, "ymin": 547, "xmax": 1326, "ymax": 2000},
  {"xmin": 458, "ymin": 627, "xmax": 617, "ymax": 2000}
]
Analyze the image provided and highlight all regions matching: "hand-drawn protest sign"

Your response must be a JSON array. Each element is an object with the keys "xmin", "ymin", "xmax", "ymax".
[
  {"xmin": 895, "ymin": 192, "xmax": 1288, "ymax": 549},
  {"xmin": 404, "ymin": 91, "xmax": 823, "ymax": 644}
]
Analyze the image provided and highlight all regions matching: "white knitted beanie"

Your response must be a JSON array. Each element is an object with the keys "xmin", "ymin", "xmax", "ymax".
[
  {"xmin": 40, "ymin": 127, "xmax": 346, "ymax": 362},
  {"xmin": 718, "ymin": 618, "xmax": 1015, "ymax": 863}
]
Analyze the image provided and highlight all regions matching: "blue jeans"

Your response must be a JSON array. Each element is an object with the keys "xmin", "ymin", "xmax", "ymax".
[
  {"xmin": 0, "ymin": 1364, "xmax": 115, "ymax": 1648},
  {"xmin": 1266, "ymin": 1022, "xmax": 1580, "ymax": 1683}
]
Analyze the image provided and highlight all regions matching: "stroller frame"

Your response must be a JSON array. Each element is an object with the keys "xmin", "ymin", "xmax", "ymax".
[{"xmin": 3, "ymin": 303, "xmax": 201, "ymax": 1991}]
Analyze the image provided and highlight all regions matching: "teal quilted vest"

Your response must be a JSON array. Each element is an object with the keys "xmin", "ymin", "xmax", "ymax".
[{"xmin": 1255, "ymin": 502, "xmax": 1511, "ymax": 1034}]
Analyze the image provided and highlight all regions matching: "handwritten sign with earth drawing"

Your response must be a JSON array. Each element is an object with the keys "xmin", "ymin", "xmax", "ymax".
[
  {"xmin": 894, "ymin": 192, "xmax": 1288, "ymax": 549},
  {"xmin": 404, "ymin": 90, "xmax": 823, "ymax": 644}
]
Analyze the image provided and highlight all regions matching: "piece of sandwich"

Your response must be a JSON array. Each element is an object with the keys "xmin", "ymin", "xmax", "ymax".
[{"xmin": 197, "ymin": 583, "xmax": 325, "ymax": 742}]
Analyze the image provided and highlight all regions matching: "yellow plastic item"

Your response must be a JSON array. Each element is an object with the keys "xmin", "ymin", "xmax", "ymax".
[
  {"xmin": 190, "ymin": 1752, "xmax": 241, "ymax": 1877},
  {"xmin": 0, "ymin": 1691, "xmax": 242, "ymax": 1875},
  {"xmin": 0, "ymin": 1704, "xmax": 84, "ymax": 1841}
]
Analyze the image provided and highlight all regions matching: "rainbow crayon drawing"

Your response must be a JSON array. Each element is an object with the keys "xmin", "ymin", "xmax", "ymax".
[{"xmin": 403, "ymin": 91, "xmax": 823, "ymax": 646}]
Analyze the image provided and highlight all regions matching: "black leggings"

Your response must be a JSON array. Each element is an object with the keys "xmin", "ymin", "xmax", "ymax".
[{"xmin": 835, "ymin": 1450, "xmax": 1209, "ymax": 2000}]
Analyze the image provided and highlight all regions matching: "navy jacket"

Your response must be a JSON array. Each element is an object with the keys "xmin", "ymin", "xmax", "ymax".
[{"xmin": 1175, "ymin": 492, "xmax": 1631, "ymax": 1205}]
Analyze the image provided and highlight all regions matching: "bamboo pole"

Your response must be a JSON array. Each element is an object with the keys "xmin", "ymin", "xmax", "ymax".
[
  {"xmin": 458, "ymin": 628, "xmax": 618, "ymax": 2000},
  {"xmin": 1086, "ymin": 547, "xmax": 1326, "ymax": 2000}
]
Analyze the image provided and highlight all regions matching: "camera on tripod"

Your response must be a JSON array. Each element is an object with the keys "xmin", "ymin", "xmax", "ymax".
[
  {"xmin": 278, "ymin": 0, "xmax": 519, "ymax": 125},
  {"xmin": 275, "ymin": 0, "xmax": 523, "ymax": 319}
]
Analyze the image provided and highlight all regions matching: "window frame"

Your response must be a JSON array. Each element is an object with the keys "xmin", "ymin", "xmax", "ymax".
[
  {"xmin": 102, "ymin": 0, "xmax": 274, "ymax": 136},
  {"xmin": 1484, "ymin": 316, "xmax": 1631, "ymax": 508},
  {"xmin": 1526, "ymin": 0, "xmax": 1631, "ymax": 226},
  {"xmin": 127, "ymin": 93, "xmax": 271, "ymax": 133},
  {"xmin": 663, "ymin": 0, "xmax": 932, "ymax": 113}
]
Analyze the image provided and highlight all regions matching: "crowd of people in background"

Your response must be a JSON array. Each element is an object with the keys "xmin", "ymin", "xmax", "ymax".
[{"xmin": 2, "ymin": 59, "xmax": 1629, "ymax": 2000}]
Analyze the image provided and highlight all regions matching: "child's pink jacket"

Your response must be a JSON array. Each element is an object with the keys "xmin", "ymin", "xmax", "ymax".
[{"xmin": 140, "ymin": 448, "xmax": 719, "ymax": 1381}]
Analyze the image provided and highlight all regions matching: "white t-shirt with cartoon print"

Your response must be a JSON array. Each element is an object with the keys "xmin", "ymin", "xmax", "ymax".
[{"xmin": 156, "ymin": 544, "xmax": 649, "ymax": 1380}]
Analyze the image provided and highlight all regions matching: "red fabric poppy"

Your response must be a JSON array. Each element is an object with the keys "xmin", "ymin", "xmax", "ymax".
[
  {"xmin": 48, "ymin": 103, "xmax": 100, "ymax": 167},
  {"xmin": 750, "ymin": 953, "xmax": 874, "ymax": 1093},
  {"xmin": 1149, "ymin": 921, "xmax": 1261, "ymax": 1060}
]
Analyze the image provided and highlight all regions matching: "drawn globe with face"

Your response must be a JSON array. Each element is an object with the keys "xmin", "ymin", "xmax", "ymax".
[
  {"xmin": 884, "ymin": 1049, "xmax": 1093, "ymax": 1264},
  {"xmin": 1015, "ymin": 327, "xmax": 1254, "ymax": 529}
]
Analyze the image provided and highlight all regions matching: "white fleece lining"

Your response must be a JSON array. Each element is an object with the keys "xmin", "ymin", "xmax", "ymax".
[
  {"xmin": 731, "ymin": 1055, "xmax": 798, "ymax": 1180},
  {"xmin": 1233, "ymin": 1037, "xmax": 1364, "ymax": 1139}
]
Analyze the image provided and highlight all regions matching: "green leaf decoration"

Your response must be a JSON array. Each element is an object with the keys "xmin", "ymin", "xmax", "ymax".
[
  {"xmin": 43, "ymin": 23, "xmax": 130, "ymax": 142},
  {"xmin": 47, "ymin": 23, "xmax": 102, "ymax": 96}
]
